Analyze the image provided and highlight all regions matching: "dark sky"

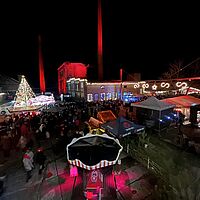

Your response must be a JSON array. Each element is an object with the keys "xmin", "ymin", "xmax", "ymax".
[{"xmin": 1, "ymin": 1, "xmax": 199, "ymax": 91}]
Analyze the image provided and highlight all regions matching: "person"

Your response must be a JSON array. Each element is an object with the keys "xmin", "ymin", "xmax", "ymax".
[
  {"xmin": 23, "ymin": 148, "xmax": 34, "ymax": 182},
  {"xmin": 17, "ymin": 135, "xmax": 27, "ymax": 152},
  {"xmin": 1, "ymin": 134, "xmax": 11, "ymax": 158},
  {"xmin": 35, "ymin": 147, "xmax": 46, "ymax": 175}
]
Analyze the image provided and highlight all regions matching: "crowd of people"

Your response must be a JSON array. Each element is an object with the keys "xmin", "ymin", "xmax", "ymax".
[{"xmin": 0, "ymin": 99, "xmax": 128, "ymax": 182}]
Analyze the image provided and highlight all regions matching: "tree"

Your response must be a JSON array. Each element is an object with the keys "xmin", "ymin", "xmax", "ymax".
[
  {"xmin": 160, "ymin": 60, "xmax": 183, "ymax": 80},
  {"xmin": 160, "ymin": 57, "xmax": 200, "ymax": 80},
  {"xmin": 14, "ymin": 75, "xmax": 35, "ymax": 107}
]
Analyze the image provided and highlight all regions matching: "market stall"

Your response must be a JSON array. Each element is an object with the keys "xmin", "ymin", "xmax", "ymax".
[
  {"xmin": 132, "ymin": 96, "xmax": 175, "ymax": 132},
  {"xmin": 101, "ymin": 116, "xmax": 145, "ymax": 138},
  {"xmin": 66, "ymin": 133, "xmax": 123, "ymax": 170}
]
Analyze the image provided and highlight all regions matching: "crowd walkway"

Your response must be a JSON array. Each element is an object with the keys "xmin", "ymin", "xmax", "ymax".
[{"xmin": 0, "ymin": 146, "xmax": 156, "ymax": 199}]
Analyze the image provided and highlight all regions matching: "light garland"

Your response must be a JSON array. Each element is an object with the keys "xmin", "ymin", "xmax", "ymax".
[
  {"xmin": 176, "ymin": 82, "xmax": 188, "ymax": 88},
  {"xmin": 67, "ymin": 78, "xmax": 88, "ymax": 83},
  {"xmin": 142, "ymin": 83, "xmax": 149, "ymax": 89},
  {"xmin": 134, "ymin": 83, "xmax": 140, "ymax": 88},
  {"xmin": 152, "ymin": 84, "xmax": 157, "ymax": 90},
  {"xmin": 161, "ymin": 82, "xmax": 170, "ymax": 88}
]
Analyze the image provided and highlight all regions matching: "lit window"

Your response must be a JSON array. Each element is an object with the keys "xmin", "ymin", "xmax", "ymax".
[
  {"xmin": 87, "ymin": 94, "xmax": 93, "ymax": 102},
  {"xmin": 112, "ymin": 92, "xmax": 116, "ymax": 99},
  {"xmin": 94, "ymin": 93, "xmax": 99, "ymax": 101},
  {"xmin": 100, "ymin": 93, "xmax": 105, "ymax": 101},
  {"xmin": 107, "ymin": 93, "xmax": 111, "ymax": 100},
  {"xmin": 67, "ymin": 83, "xmax": 71, "ymax": 91}
]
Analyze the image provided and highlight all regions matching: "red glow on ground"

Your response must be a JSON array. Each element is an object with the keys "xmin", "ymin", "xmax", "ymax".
[
  {"xmin": 114, "ymin": 171, "xmax": 131, "ymax": 190},
  {"xmin": 70, "ymin": 166, "xmax": 78, "ymax": 177},
  {"xmin": 45, "ymin": 171, "xmax": 83, "ymax": 196}
]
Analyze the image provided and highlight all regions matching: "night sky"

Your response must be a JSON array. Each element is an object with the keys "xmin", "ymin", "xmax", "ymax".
[{"xmin": 1, "ymin": 1, "xmax": 199, "ymax": 91}]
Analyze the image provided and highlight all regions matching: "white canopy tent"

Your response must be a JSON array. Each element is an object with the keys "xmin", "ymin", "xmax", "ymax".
[
  {"xmin": 131, "ymin": 96, "xmax": 175, "ymax": 111},
  {"xmin": 131, "ymin": 96, "xmax": 175, "ymax": 132}
]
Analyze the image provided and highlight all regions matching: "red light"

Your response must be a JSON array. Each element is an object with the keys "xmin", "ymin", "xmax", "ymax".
[
  {"xmin": 37, "ymin": 147, "xmax": 43, "ymax": 152},
  {"xmin": 47, "ymin": 171, "xmax": 53, "ymax": 178},
  {"xmin": 86, "ymin": 191, "xmax": 93, "ymax": 199},
  {"xmin": 70, "ymin": 166, "xmax": 78, "ymax": 177},
  {"xmin": 39, "ymin": 35, "xmax": 46, "ymax": 93}
]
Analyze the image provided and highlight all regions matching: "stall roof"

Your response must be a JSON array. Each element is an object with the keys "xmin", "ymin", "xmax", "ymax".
[
  {"xmin": 131, "ymin": 96, "xmax": 175, "ymax": 111},
  {"xmin": 8, "ymin": 105, "xmax": 44, "ymax": 113},
  {"xmin": 66, "ymin": 133, "xmax": 123, "ymax": 170},
  {"xmin": 161, "ymin": 95, "xmax": 200, "ymax": 108},
  {"xmin": 97, "ymin": 110, "xmax": 116, "ymax": 123},
  {"xmin": 101, "ymin": 116, "xmax": 145, "ymax": 138}
]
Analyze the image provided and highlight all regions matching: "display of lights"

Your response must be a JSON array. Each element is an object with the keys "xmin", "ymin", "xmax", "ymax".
[
  {"xmin": 67, "ymin": 78, "xmax": 88, "ymax": 83},
  {"xmin": 134, "ymin": 83, "xmax": 140, "ymax": 88},
  {"xmin": 164, "ymin": 115, "xmax": 171, "ymax": 120},
  {"xmin": 87, "ymin": 82, "xmax": 120, "ymax": 86},
  {"xmin": 176, "ymin": 81, "xmax": 188, "ymax": 88},
  {"xmin": 152, "ymin": 84, "xmax": 157, "ymax": 90},
  {"xmin": 161, "ymin": 82, "xmax": 170, "ymax": 88},
  {"xmin": 14, "ymin": 75, "xmax": 36, "ymax": 107},
  {"xmin": 122, "ymin": 81, "xmax": 146, "ymax": 85},
  {"xmin": 142, "ymin": 83, "xmax": 149, "ymax": 89},
  {"xmin": 27, "ymin": 95, "xmax": 55, "ymax": 106}
]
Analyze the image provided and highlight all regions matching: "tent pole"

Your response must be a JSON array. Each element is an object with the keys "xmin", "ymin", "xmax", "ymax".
[{"xmin": 159, "ymin": 111, "xmax": 161, "ymax": 133}]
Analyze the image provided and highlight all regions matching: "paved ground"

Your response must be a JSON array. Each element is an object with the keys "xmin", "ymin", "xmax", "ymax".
[{"xmin": 0, "ymin": 138, "xmax": 155, "ymax": 200}]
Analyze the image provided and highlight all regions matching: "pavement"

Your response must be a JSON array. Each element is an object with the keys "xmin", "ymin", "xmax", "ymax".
[
  {"xmin": 0, "ymin": 139, "xmax": 156, "ymax": 200},
  {"xmin": 114, "ymin": 154, "xmax": 155, "ymax": 200}
]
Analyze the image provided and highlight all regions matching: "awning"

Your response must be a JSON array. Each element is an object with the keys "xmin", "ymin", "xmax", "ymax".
[
  {"xmin": 101, "ymin": 116, "xmax": 145, "ymax": 138},
  {"xmin": 161, "ymin": 95, "xmax": 200, "ymax": 108},
  {"xmin": 66, "ymin": 133, "xmax": 123, "ymax": 170},
  {"xmin": 131, "ymin": 96, "xmax": 175, "ymax": 111}
]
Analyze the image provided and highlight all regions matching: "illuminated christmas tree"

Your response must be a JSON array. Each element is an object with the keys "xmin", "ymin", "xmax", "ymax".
[{"xmin": 14, "ymin": 75, "xmax": 35, "ymax": 107}]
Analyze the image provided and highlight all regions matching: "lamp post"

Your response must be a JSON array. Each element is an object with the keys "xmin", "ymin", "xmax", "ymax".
[
  {"xmin": 120, "ymin": 68, "xmax": 123, "ymax": 100},
  {"xmin": 144, "ymin": 143, "xmax": 150, "ymax": 169}
]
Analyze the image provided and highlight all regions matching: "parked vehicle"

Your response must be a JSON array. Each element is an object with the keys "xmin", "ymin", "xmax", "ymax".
[{"xmin": 0, "ymin": 101, "xmax": 14, "ymax": 115}]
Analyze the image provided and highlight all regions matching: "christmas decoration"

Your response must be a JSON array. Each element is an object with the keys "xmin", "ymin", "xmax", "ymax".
[{"xmin": 14, "ymin": 75, "xmax": 35, "ymax": 107}]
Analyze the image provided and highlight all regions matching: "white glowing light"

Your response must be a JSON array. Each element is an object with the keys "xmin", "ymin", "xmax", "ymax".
[
  {"xmin": 134, "ymin": 83, "xmax": 140, "ymax": 88},
  {"xmin": 152, "ymin": 84, "xmax": 157, "ymax": 90},
  {"xmin": 176, "ymin": 82, "xmax": 188, "ymax": 88},
  {"xmin": 161, "ymin": 82, "xmax": 170, "ymax": 88},
  {"xmin": 142, "ymin": 83, "xmax": 149, "ymax": 89}
]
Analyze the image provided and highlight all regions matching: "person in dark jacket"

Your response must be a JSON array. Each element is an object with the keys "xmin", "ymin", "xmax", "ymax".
[{"xmin": 35, "ymin": 147, "xmax": 46, "ymax": 175}]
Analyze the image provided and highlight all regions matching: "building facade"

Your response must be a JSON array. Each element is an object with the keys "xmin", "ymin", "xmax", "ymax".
[
  {"xmin": 66, "ymin": 78, "xmax": 143, "ymax": 102},
  {"xmin": 58, "ymin": 62, "xmax": 200, "ymax": 102},
  {"xmin": 57, "ymin": 62, "xmax": 88, "ymax": 94}
]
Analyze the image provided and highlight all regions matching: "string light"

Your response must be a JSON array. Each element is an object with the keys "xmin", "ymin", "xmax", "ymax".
[
  {"xmin": 152, "ymin": 84, "xmax": 157, "ymax": 90},
  {"xmin": 14, "ymin": 75, "xmax": 35, "ymax": 107},
  {"xmin": 161, "ymin": 82, "xmax": 170, "ymax": 88},
  {"xmin": 142, "ymin": 83, "xmax": 149, "ymax": 89},
  {"xmin": 176, "ymin": 82, "xmax": 188, "ymax": 88}
]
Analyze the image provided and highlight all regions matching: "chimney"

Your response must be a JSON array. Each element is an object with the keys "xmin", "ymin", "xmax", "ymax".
[{"xmin": 98, "ymin": 0, "xmax": 103, "ymax": 81}]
